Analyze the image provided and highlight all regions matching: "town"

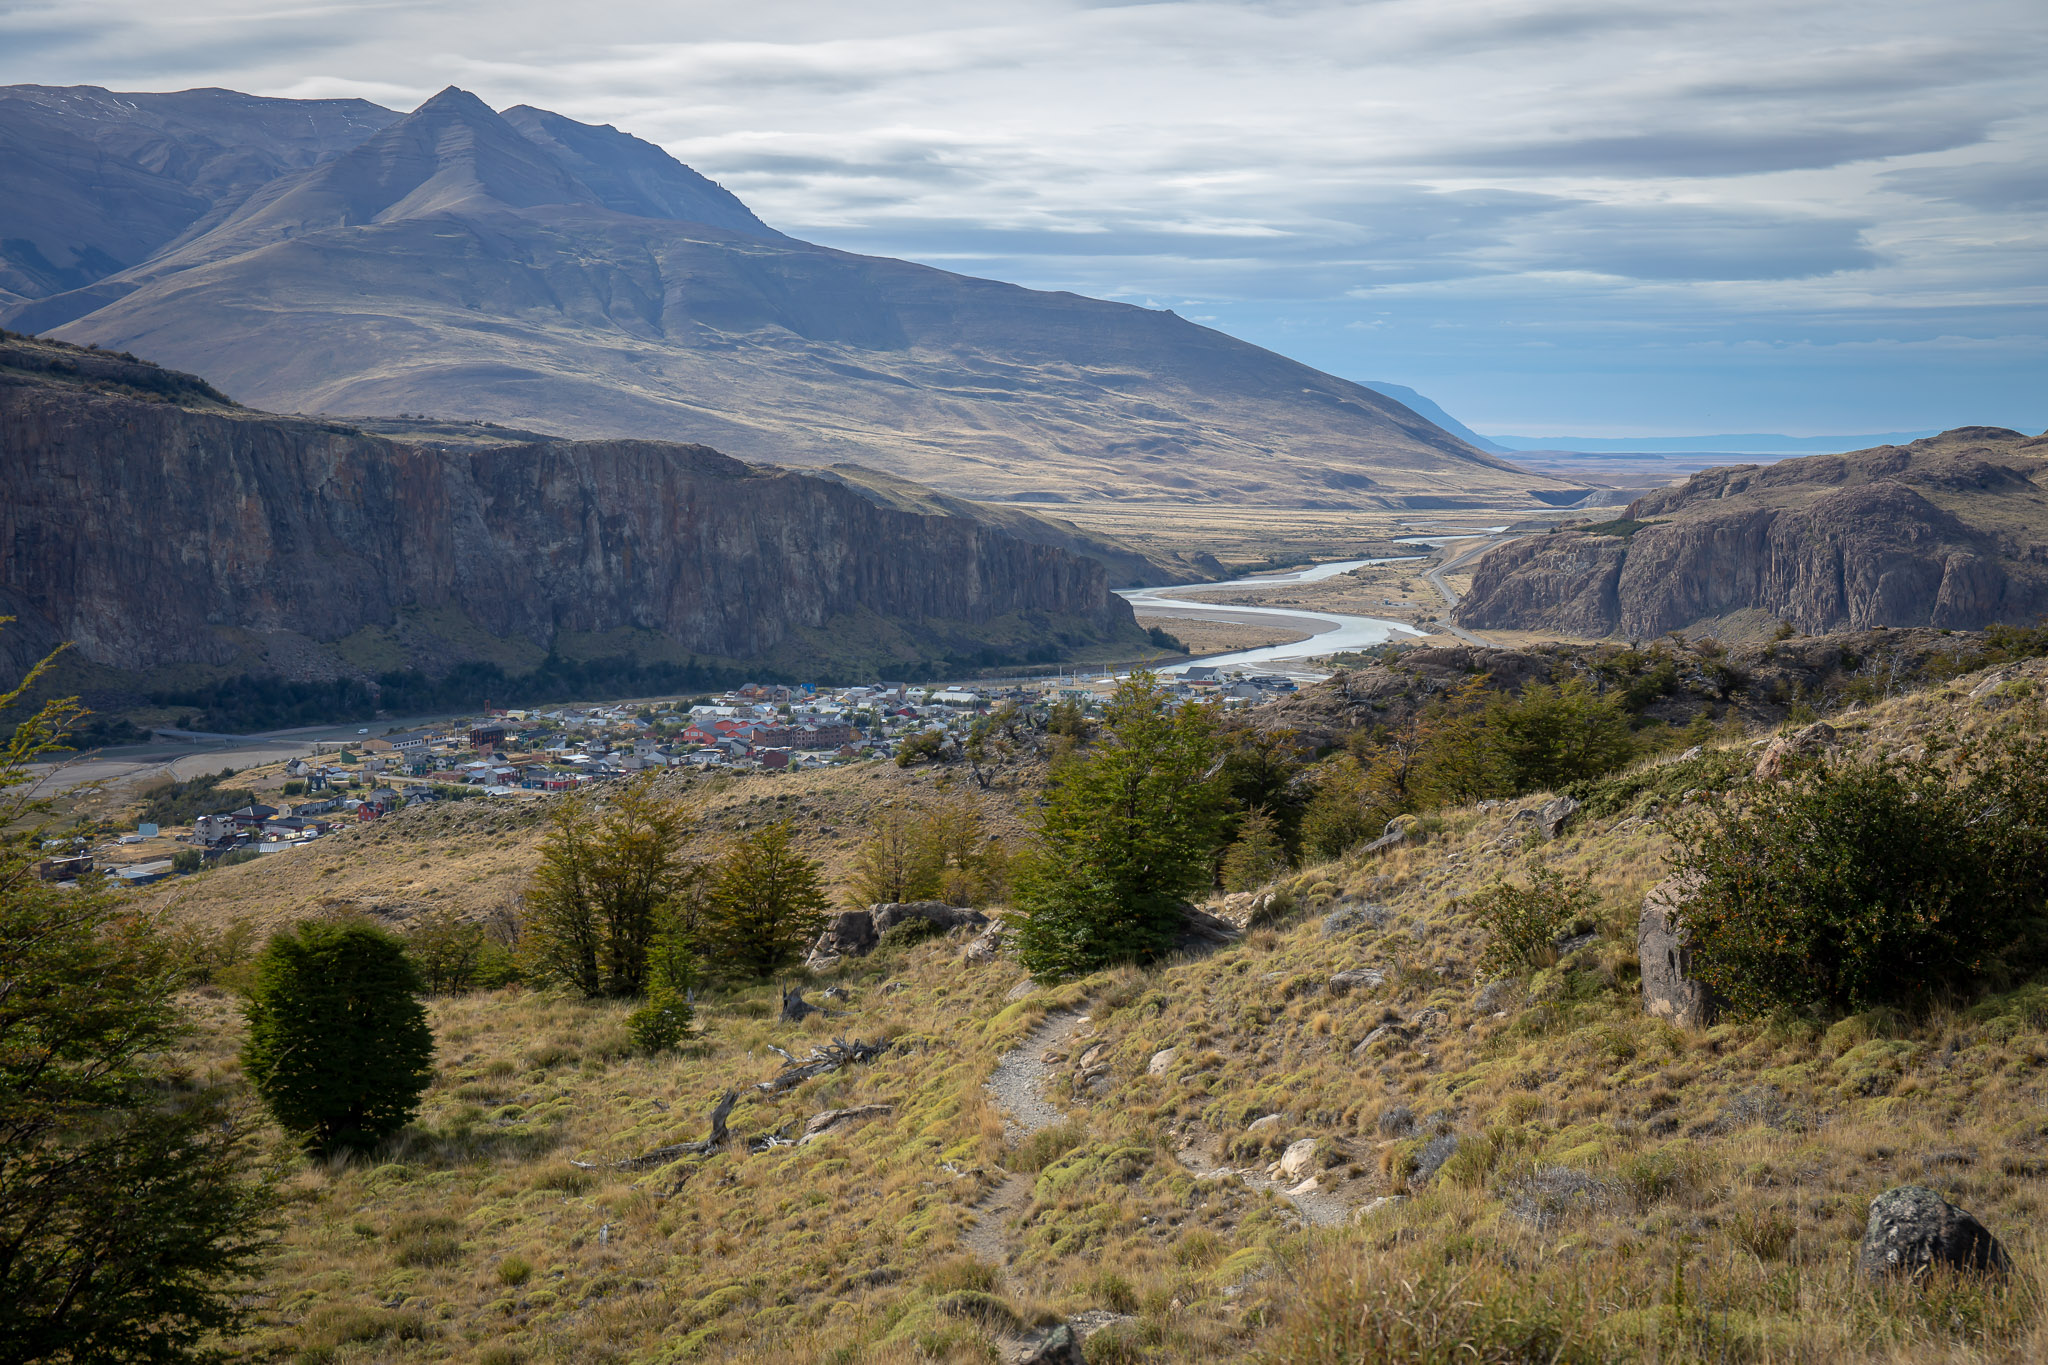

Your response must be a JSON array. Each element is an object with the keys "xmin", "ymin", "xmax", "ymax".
[{"xmin": 42, "ymin": 668, "xmax": 1304, "ymax": 885}]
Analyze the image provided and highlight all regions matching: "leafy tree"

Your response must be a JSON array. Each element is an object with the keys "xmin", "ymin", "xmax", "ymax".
[
  {"xmin": 1220, "ymin": 807, "xmax": 1290, "ymax": 892},
  {"xmin": 1484, "ymin": 679, "xmax": 1639, "ymax": 793},
  {"xmin": 963, "ymin": 702, "xmax": 1031, "ymax": 789},
  {"xmin": 895, "ymin": 730, "xmax": 949, "ymax": 768},
  {"xmin": 703, "ymin": 823, "xmax": 831, "ymax": 978},
  {"xmin": 404, "ymin": 909, "xmax": 490, "ymax": 994},
  {"xmin": 846, "ymin": 801, "xmax": 943, "ymax": 908},
  {"xmin": 522, "ymin": 780, "xmax": 701, "ymax": 997},
  {"xmin": 1013, "ymin": 674, "xmax": 1227, "ymax": 976},
  {"xmin": 1, "ymin": 651, "xmax": 271, "ymax": 1362},
  {"xmin": 241, "ymin": 921, "xmax": 435, "ymax": 1155}
]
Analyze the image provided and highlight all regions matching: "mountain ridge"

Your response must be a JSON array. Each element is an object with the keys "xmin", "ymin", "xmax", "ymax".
[
  {"xmin": 1, "ymin": 83, "xmax": 1571, "ymax": 508},
  {"xmin": 1454, "ymin": 427, "xmax": 2048, "ymax": 639}
]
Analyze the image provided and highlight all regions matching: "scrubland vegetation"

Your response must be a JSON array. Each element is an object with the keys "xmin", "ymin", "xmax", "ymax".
[{"xmin": 13, "ymin": 633, "xmax": 2048, "ymax": 1362}]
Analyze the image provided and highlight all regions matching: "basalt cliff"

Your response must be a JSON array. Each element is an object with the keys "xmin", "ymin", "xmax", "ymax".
[
  {"xmin": 0, "ymin": 335, "xmax": 1148, "ymax": 696},
  {"xmin": 1455, "ymin": 427, "xmax": 2048, "ymax": 640}
]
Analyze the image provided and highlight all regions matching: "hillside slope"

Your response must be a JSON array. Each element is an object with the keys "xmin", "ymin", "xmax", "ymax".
[
  {"xmin": 145, "ymin": 642, "xmax": 2048, "ymax": 1362},
  {"xmin": 0, "ymin": 333, "xmax": 1148, "ymax": 688},
  {"xmin": 1, "ymin": 85, "xmax": 1570, "ymax": 509},
  {"xmin": 1456, "ymin": 427, "xmax": 2048, "ymax": 639}
]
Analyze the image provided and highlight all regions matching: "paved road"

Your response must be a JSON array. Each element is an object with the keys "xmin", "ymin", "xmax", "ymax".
[{"xmin": 1423, "ymin": 535, "xmax": 1519, "ymax": 647}]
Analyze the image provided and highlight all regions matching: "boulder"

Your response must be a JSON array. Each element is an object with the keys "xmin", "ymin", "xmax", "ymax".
[
  {"xmin": 963, "ymin": 921, "xmax": 1006, "ymax": 965},
  {"xmin": 1638, "ymin": 874, "xmax": 1717, "ymax": 1029},
  {"xmin": 1273, "ymin": 1138, "xmax": 1318, "ymax": 1181},
  {"xmin": 1173, "ymin": 902, "xmax": 1242, "ymax": 954},
  {"xmin": 810, "ymin": 909, "xmax": 878, "ymax": 964},
  {"xmin": 871, "ymin": 900, "xmax": 989, "ymax": 936},
  {"xmin": 1246, "ymin": 1113, "xmax": 1283, "ymax": 1133},
  {"xmin": 1535, "ymin": 795, "xmax": 1580, "ymax": 841},
  {"xmin": 1359, "ymin": 816, "xmax": 1411, "ymax": 857},
  {"xmin": 1019, "ymin": 1323, "xmax": 1088, "ymax": 1365},
  {"xmin": 1856, "ymin": 1186, "xmax": 2010, "ymax": 1279},
  {"xmin": 1214, "ymin": 889, "xmax": 1287, "ymax": 930},
  {"xmin": 1753, "ymin": 721, "xmax": 1838, "ymax": 781},
  {"xmin": 1147, "ymin": 1048, "xmax": 1178, "ymax": 1076},
  {"xmin": 1327, "ymin": 967, "xmax": 1385, "ymax": 997},
  {"xmin": 1350, "ymin": 1023, "xmax": 1411, "ymax": 1057}
]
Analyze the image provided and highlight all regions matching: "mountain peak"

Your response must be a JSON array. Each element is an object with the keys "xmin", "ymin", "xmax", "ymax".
[{"xmin": 501, "ymin": 105, "xmax": 787, "ymax": 240}]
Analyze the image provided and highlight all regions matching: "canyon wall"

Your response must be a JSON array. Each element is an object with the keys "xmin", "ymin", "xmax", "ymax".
[
  {"xmin": 0, "ymin": 338, "xmax": 1142, "ymax": 680},
  {"xmin": 1456, "ymin": 428, "xmax": 2048, "ymax": 639}
]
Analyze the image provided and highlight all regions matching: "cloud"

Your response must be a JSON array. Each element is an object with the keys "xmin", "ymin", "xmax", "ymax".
[{"xmin": 0, "ymin": 0, "xmax": 2040, "ymax": 431}]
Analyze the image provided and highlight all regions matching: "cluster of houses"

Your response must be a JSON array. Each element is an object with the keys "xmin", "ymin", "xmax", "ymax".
[{"xmin": 56, "ymin": 666, "xmax": 1304, "ymax": 885}]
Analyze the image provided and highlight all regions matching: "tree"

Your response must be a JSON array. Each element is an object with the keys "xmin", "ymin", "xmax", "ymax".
[
  {"xmin": 1013, "ymin": 674, "xmax": 1227, "ymax": 977},
  {"xmin": 963, "ymin": 702, "xmax": 1030, "ymax": 789},
  {"xmin": 846, "ymin": 801, "xmax": 943, "ymax": 908},
  {"xmin": 1, "ymin": 649, "xmax": 271, "ymax": 1362},
  {"xmin": 703, "ymin": 823, "xmax": 830, "ymax": 978},
  {"xmin": 1220, "ymin": 807, "xmax": 1290, "ymax": 891},
  {"xmin": 522, "ymin": 779, "xmax": 701, "ymax": 997},
  {"xmin": 241, "ymin": 921, "xmax": 435, "ymax": 1155}
]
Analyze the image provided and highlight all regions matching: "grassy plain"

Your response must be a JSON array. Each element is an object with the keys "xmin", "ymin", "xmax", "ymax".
[{"xmin": 144, "ymin": 654, "xmax": 2048, "ymax": 1363}]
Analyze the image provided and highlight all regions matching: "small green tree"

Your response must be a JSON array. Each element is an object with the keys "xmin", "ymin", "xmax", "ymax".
[
  {"xmin": 703, "ymin": 823, "xmax": 830, "ymax": 978},
  {"xmin": 241, "ymin": 921, "xmax": 435, "ymax": 1155},
  {"xmin": 1220, "ymin": 808, "xmax": 1290, "ymax": 892},
  {"xmin": 1013, "ymin": 674, "xmax": 1227, "ymax": 976},
  {"xmin": 1, "ymin": 651, "xmax": 273, "ymax": 1363},
  {"xmin": 405, "ymin": 908, "xmax": 486, "ymax": 994}
]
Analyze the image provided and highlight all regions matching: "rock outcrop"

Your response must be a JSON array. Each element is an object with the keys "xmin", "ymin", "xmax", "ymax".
[
  {"xmin": 0, "ymin": 336, "xmax": 1145, "ymax": 681},
  {"xmin": 1638, "ymin": 875, "xmax": 1717, "ymax": 1029},
  {"xmin": 1456, "ymin": 429, "xmax": 2048, "ymax": 638}
]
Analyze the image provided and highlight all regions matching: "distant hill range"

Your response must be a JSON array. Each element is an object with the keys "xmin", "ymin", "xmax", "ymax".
[
  {"xmin": 1456, "ymin": 428, "xmax": 2048, "ymax": 640},
  {"xmin": 0, "ymin": 332, "xmax": 1161, "ymax": 724},
  {"xmin": 0, "ymin": 83, "xmax": 1577, "ymax": 510}
]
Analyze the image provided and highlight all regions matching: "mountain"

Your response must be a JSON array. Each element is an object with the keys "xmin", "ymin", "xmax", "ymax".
[
  {"xmin": 0, "ymin": 84, "xmax": 1571, "ymax": 509},
  {"xmin": 1488, "ymin": 430, "xmax": 1946, "ymax": 455},
  {"xmin": 1359, "ymin": 381, "xmax": 1511, "ymax": 454},
  {"xmin": 0, "ymin": 333, "xmax": 1150, "ymax": 705},
  {"xmin": 1454, "ymin": 428, "xmax": 2048, "ymax": 640},
  {"xmin": 0, "ymin": 84, "xmax": 399, "ymax": 309}
]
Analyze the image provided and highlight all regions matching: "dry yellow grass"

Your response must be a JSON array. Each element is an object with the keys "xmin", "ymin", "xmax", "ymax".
[{"xmin": 153, "ymin": 656, "xmax": 2048, "ymax": 1362}]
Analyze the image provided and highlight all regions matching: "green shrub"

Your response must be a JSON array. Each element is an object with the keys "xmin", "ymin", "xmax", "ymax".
[
  {"xmin": 1672, "ymin": 734, "xmax": 2048, "ymax": 1016},
  {"xmin": 1012, "ymin": 1121, "xmax": 1087, "ymax": 1173},
  {"xmin": 626, "ymin": 991, "xmax": 693, "ymax": 1054},
  {"xmin": 171, "ymin": 847, "xmax": 203, "ymax": 873},
  {"xmin": 1471, "ymin": 871, "xmax": 1594, "ymax": 978},
  {"xmin": 241, "ymin": 921, "xmax": 435, "ymax": 1155}
]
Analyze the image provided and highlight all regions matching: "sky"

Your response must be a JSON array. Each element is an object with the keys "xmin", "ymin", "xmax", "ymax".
[{"xmin": 3, "ymin": 0, "xmax": 2043, "ymax": 437}]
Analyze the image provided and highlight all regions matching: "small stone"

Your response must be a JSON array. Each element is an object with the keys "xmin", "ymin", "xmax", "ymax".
[
  {"xmin": 1857, "ymin": 1186, "xmax": 2010, "ymax": 1280},
  {"xmin": 1246, "ymin": 1113, "xmax": 1282, "ymax": 1133},
  {"xmin": 1147, "ymin": 1048, "xmax": 1177, "ymax": 1076},
  {"xmin": 1285, "ymin": 1175, "xmax": 1320, "ymax": 1196}
]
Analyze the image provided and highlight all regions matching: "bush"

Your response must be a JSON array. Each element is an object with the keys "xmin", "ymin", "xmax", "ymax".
[
  {"xmin": 1472, "ymin": 871, "xmax": 1594, "ymax": 978},
  {"xmin": 171, "ymin": 847, "xmax": 203, "ymax": 873},
  {"xmin": 1673, "ymin": 731, "xmax": 2048, "ymax": 1016},
  {"xmin": 241, "ymin": 921, "xmax": 436, "ymax": 1154},
  {"xmin": 626, "ymin": 992, "xmax": 693, "ymax": 1054}
]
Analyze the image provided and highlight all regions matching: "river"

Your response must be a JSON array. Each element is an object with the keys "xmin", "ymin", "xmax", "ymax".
[{"xmin": 1119, "ymin": 556, "xmax": 1429, "ymax": 674}]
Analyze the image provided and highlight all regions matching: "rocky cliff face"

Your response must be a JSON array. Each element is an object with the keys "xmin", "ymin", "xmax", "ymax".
[
  {"xmin": 0, "ymin": 337, "xmax": 1142, "ymax": 681},
  {"xmin": 1456, "ymin": 428, "xmax": 2048, "ymax": 639}
]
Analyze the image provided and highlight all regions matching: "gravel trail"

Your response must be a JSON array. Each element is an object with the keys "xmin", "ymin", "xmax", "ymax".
[{"xmin": 963, "ymin": 1009, "xmax": 1086, "ymax": 1263}]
